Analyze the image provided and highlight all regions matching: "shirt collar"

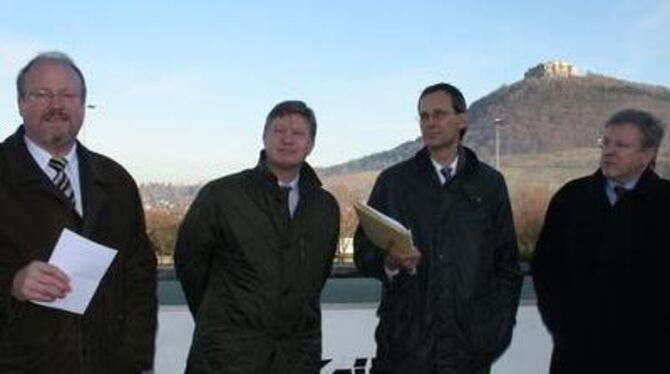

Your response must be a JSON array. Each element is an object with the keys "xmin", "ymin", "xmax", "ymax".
[
  {"xmin": 606, "ymin": 176, "xmax": 638, "ymax": 192},
  {"xmin": 431, "ymin": 155, "xmax": 459, "ymax": 183},
  {"xmin": 278, "ymin": 174, "xmax": 300, "ymax": 190},
  {"xmin": 24, "ymin": 135, "xmax": 78, "ymax": 172}
]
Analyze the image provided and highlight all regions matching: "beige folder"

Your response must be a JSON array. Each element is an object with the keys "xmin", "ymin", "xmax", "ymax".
[{"xmin": 354, "ymin": 201, "xmax": 413, "ymax": 255}]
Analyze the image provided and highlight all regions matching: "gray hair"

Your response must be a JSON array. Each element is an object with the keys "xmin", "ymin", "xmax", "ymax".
[
  {"xmin": 263, "ymin": 100, "xmax": 317, "ymax": 140},
  {"xmin": 16, "ymin": 51, "xmax": 87, "ymax": 101},
  {"xmin": 605, "ymin": 109, "xmax": 665, "ymax": 149}
]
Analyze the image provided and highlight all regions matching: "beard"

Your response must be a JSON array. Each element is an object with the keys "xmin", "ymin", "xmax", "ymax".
[{"xmin": 37, "ymin": 109, "xmax": 81, "ymax": 153}]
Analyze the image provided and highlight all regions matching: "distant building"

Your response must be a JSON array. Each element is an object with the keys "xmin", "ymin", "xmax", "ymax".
[{"xmin": 524, "ymin": 60, "xmax": 580, "ymax": 79}]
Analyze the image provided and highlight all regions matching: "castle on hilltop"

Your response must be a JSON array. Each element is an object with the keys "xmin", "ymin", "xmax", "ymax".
[{"xmin": 524, "ymin": 60, "xmax": 581, "ymax": 79}]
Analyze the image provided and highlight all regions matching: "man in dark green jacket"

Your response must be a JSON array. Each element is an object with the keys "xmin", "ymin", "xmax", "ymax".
[
  {"xmin": 355, "ymin": 83, "xmax": 522, "ymax": 373},
  {"xmin": 0, "ymin": 52, "xmax": 157, "ymax": 373},
  {"xmin": 175, "ymin": 100, "xmax": 340, "ymax": 374}
]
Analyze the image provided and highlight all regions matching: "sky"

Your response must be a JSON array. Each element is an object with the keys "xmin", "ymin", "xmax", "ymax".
[{"xmin": 1, "ymin": 0, "xmax": 668, "ymax": 183}]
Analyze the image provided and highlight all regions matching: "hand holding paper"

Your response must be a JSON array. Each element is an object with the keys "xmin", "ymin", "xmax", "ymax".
[
  {"xmin": 355, "ymin": 201, "xmax": 421, "ymax": 274},
  {"xmin": 386, "ymin": 242, "xmax": 422, "ymax": 273},
  {"xmin": 11, "ymin": 261, "xmax": 71, "ymax": 302},
  {"xmin": 33, "ymin": 229, "xmax": 117, "ymax": 315}
]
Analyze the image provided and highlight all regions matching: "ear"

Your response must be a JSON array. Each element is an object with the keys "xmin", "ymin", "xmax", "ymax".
[
  {"xmin": 642, "ymin": 147, "xmax": 657, "ymax": 168},
  {"xmin": 18, "ymin": 97, "xmax": 27, "ymax": 118},
  {"xmin": 306, "ymin": 138, "xmax": 315, "ymax": 157},
  {"xmin": 456, "ymin": 113, "xmax": 468, "ymax": 130}
]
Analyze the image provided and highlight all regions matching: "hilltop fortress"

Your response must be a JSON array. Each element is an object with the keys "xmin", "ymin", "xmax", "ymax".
[{"xmin": 524, "ymin": 60, "xmax": 581, "ymax": 79}]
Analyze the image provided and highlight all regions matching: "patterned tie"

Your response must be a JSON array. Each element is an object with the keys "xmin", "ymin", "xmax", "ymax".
[
  {"xmin": 440, "ymin": 166, "xmax": 453, "ymax": 186},
  {"xmin": 48, "ymin": 157, "xmax": 75, "ymax": 207}
]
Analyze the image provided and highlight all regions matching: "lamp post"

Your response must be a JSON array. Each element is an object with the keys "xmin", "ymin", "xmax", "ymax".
[{"xmin": 494, "ymin": 118, "xmax": 504, "ymax": 169}]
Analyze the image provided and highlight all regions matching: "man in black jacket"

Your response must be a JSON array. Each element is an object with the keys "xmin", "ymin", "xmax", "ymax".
[
  {"xmin": 0, "ymin": 51, "xmax": 157, "ymax": 373},
  {"xmin": 175, "ymin": 100, "xmax": 340, "ymax": 374},
  {"xmin": 354, "ymin": 83, "xmax": 522, "ymax": 373},
  {"xmin": 532, "ymin": 109, "xmax": 670, "ymax": 373}
]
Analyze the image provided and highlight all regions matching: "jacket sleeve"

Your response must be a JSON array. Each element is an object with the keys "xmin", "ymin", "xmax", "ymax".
[
  {"xmin": 354, "ymin": 173, "xmax": 391, "ymax": 281},
  {"xmin": 531, "ymin": 188, "xmax": 569, "ymax": 338},
  {"xmin": 117, "ymin": 181, "xmax": 158, "ymax": 372},
  {"xmin": 174, "ymin": 184, "xmax": 219, "ymax": 317},
  {"xmin": 461, "ymin": 176, "xmax": 522, "ymax": 364},
  {"xmin": 0, "ymin": 261, "xmax": 23, "ymax": 333},
  {"xmin": 101, "ymin": 177, "xmax": 158, "ymax": 373},
  {"xmin": 319, "ymin": 199, "xmax": 341, "ymax": 290}
]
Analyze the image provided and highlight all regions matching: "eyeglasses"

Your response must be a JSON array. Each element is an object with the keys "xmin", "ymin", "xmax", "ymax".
[
  {"xmin": 24, "ymin": 89, "xmax": 81, "ymax": 104},
  {"xmin": 417, "ymin": 109, "xmax": 456, "ymax": 123},
  {"xmin": 597, "ymin": 137, "xmax": 640, "ymax": 152}
]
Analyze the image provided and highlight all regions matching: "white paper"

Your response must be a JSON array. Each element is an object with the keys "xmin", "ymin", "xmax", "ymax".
[{"xmin": 33, "ymin": 228, "xmax": 117, "ymax": 314}]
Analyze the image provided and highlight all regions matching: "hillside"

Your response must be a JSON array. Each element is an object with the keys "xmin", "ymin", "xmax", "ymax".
[{"xmin": 320, "ymin": 63, "xmax": 670, "ymax": 176}]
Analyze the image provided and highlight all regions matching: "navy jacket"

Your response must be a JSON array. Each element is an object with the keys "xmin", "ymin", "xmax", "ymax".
[{"xmin": 355, "ymin": 146, "xmax": 522, "ymax": 374}]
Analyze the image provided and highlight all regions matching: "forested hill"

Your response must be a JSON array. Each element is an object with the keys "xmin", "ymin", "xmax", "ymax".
[{"xmin": 320, "ymin": 62, "xmax": 670, "ymax": 177}]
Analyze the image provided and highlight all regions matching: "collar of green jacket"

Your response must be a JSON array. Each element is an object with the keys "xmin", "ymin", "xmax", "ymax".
[{"xmin": 254, "ymin": 150, "xmax": 323, "ymax": 193}]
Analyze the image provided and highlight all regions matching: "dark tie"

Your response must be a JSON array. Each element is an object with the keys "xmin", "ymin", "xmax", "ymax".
[
  {"xmin": 614, "ymin": 185, "xmax": 627, "ymax": 203},
  {"xmin": 48, "ymin": 157, "xmax": 75, "ymax": 206},
  {"xmin": 440, "ymin": 167, "xmax": 453, "ymax": 186},
  {"xmin": 280, "ymin": 186, "xmax": 295, "ymax": 217}
]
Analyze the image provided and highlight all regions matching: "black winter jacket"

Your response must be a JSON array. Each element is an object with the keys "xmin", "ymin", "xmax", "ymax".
[
  {"xmin": 175, "ymin": 153, "xmax": 340, "ymax": 374},
  {"xmin": 0, "ymin": 127, "xmax": 157, "ymax": 373},
  {"xmin": 532, "ymin": 169, "xmax": 670, "ymax": 374},
  {"xmin": 354, "ymin": 146, "xmax": 522, "ymax": 374}
]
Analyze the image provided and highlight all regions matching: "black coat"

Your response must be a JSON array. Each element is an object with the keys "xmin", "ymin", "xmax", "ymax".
[
  {"xmin": 532, "ymin": 169, "xmax": 670, "ymax": 373},
  {"xmin": 0, "ymin": 127, "xmax": 157, "ymax": 373},
  {"xmin": 174, "ymin": 153, "xmax": 340, "ymax": 374},
  {"xmin": 354, "ymin": 147, "xmax": 522, "ymax": 374}
]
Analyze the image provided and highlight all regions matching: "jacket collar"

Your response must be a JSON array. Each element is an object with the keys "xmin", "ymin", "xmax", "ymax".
[
  {"xmin": 414, "ymin": 145, "xmax": 479, "ymax": 181},
  {"xmin": 2, "ymin": 126, "xmax": 112, "ymax": 231},
  {"xmin": 2, "ymin": 126, "xmax": 49, "ymax": 186},
  {"xmin": 2, "ymin": 126, "xmax": 112, "ymax": 187},
  {"xmin": 253, "ymin": 150, "xmax": 322, "ymax": 192},
  {"xmin": 593, "ymin": 167, "xmax": 660, "ymax": 199}
]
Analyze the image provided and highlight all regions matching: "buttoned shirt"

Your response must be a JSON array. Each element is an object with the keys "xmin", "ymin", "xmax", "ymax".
[
  {"xmin": 278, "ymin": 175, "xmax": 300, "ymax": 217},
  {"xmin": 605, "ymin": 177, "xmax": 638, "ymax": 206},
  {"xmin": 24, "ymin": 135, "xmax": 83, "ymax": 215}
]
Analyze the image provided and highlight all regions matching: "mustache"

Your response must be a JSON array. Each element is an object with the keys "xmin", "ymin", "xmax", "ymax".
[{"xmin": 42, "ymin": 109, "xmax": 71, "ymax": 122}]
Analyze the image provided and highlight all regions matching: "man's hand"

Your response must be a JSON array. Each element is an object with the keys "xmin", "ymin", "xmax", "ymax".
[
  {"xmin": 11, "ymin": 261, "xmax": 71, "ymax": 302},
  {"xmin": 385, "ymin": 241, "xmax": 422, "ymax": 272}
]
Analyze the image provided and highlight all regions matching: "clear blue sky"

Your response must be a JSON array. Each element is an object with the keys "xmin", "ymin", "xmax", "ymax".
[{"xmin": 1, "ymin": 0, "xmax": 668, "ymax": 183}]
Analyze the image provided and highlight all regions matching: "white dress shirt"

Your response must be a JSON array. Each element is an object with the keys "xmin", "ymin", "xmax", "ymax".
[
  {"xmin": 278, "ymin": 175, "xmax": 300, "ymax": 217},
  {"xmin": 24, "ymin": 136, "xmax": 83, "ymax": 215}
]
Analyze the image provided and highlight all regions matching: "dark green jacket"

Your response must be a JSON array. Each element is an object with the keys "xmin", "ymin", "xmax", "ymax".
[
  {"xmin": 354, "ymin": 146, "xmax": 522, "ymax": 374},
  {"xmin": 0, "ymin": 127, "xmax": 157, "ymax": 373},
  {"xmin": 175, "ymin": 153, "xmax": 340, "ymax": 374}
]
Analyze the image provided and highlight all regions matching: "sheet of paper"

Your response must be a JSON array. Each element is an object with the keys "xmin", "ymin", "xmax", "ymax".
[{"xmin": 33, "ymin": 228, "xmax": 117, "ymax": 315}]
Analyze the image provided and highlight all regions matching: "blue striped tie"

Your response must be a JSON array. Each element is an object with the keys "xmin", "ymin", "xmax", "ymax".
[
  {"xmin": 48, "ymin": 157, "xmax": 75, "ymax": 207},
  {"xmin": 441, "ymin": 166, "xmax": 453, "ymax": 186}
]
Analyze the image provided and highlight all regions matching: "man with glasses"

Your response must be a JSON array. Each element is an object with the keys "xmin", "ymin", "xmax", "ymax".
[
  {"xmin": 532, "ymin": 109, "xmax": 669, "ymax": 373},
  {"xmin": 0, "ymin": 51, "xmax": 157, "ymax": 372},
  {"xmin": 354, "ymin": 83, "xmax": 522, "ymax": 373},
  {"xmin": 175, "ymin": 100, "xmax": 340, "ymax": 374}
]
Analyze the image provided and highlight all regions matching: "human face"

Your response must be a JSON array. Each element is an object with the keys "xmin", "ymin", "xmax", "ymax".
[
  {"xmin": 418, "ymin": 91, "xmax": 466, "ymax": 156},
  {"xmin": 18, "ymin": 60, "xmax": 85, "ymax": 157},
  {"xmin": 599, "ymin": 123, "xmax": 655, "ymax": 184},
  {"xmin": 263, "ymin": 113, "xmax": 314, "ymax": 179}
]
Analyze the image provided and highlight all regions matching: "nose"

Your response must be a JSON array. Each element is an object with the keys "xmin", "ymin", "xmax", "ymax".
[{"xmin": 48, "ymin": 95, "xmax": 67, "ymax": 108}]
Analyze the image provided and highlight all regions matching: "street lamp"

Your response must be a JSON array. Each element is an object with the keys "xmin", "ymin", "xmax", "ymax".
[{"xmin": 494, "ymin": 118, "xmax": 504, "ymax": 169}]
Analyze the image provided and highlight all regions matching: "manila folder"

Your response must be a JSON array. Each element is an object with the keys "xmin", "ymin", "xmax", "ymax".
[{"xmin": 354, "ymin": 201, "xmax": 412, "ymax": 254}]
